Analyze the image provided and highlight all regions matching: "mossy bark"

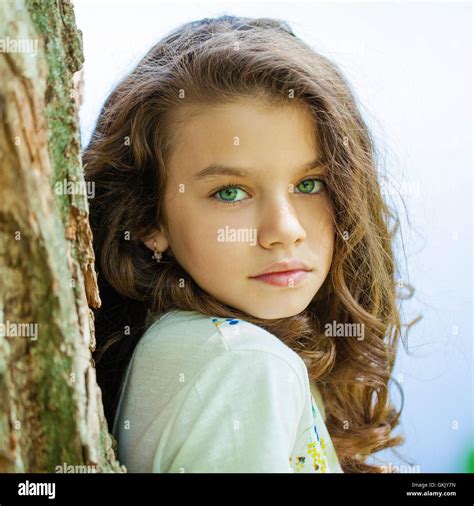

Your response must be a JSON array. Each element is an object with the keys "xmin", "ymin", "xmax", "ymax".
[{"xmin": 0, "ymin": 0, "xmax": 125, "ymax": 472}]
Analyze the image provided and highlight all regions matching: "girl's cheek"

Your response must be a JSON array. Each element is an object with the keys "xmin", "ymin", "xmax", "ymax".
[{"xmin": 204, "ymin": 206, "xmax": 256, "ymax": 230}]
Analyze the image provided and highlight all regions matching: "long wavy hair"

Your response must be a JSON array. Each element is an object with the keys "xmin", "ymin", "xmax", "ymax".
[{"xmin": 84, "ymin": 15, "xmax": 412, "ymax": 473}]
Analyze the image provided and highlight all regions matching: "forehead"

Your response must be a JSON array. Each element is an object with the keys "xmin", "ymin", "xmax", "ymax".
[{"xmin": 166, "ymin": 97, "xmax": 320, "ymax": 179}]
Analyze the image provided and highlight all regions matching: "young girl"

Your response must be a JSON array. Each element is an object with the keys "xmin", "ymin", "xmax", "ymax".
[{"xmin": 84, "ymin": 15, "xmax": 405, "ymax": 473}]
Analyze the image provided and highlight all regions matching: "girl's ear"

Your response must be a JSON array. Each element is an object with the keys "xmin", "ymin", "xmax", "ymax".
[{"xmin": 141, "ymin": 227, "xmax": 170, "ymax": 253}]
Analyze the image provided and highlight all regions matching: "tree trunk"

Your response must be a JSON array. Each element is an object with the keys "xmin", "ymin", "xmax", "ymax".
[{"xmin": 0, "ymin": 0, "xmax": 125, "ymax": 473}]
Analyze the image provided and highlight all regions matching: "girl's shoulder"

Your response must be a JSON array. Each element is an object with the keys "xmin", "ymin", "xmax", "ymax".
[{"xmin": 138, "ymin": 308, "xmax": 307, "ymax": 377}]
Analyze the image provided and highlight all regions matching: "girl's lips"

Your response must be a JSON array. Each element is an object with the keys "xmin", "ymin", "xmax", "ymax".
[{"xmin": 249, "ymin": 269, "xmax": 310, "ymax": 287}]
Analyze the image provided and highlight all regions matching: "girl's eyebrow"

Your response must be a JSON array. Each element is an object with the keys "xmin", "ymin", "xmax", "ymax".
[{"xmin": 192, "ymin": 158, "xmax": 325, "ymax": 181}]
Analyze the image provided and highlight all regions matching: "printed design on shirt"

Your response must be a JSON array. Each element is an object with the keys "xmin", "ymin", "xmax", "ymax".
[
  {"xmin": 289, "ymin": 396, "xmax": 329, "ymax": 473},
  {"xmin": 211, "ymin": 317, "xmax": 240, "ymax": 327},
  {"xmin": 210, "ymin": 317, "xmax": 242, "ymax": 339},
  {"xmin": 311, "ymin": 399, "xmax": 320, "ymax": 442}
]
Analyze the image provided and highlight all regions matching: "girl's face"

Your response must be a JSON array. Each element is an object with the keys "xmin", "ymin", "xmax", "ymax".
[{"xmin": 145, "ymin": 97, "xmax": 335, "ymax": 319}]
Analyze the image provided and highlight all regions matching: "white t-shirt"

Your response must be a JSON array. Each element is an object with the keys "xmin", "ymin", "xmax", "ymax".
[{"xmin": 112, "ymin": 309, "xmax": 343, "ymax": 473}]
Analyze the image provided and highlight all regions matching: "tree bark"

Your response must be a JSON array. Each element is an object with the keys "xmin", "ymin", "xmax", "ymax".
[{"xmin": 0, "ymin": 0, "xmax": 125, "ymax": 472}]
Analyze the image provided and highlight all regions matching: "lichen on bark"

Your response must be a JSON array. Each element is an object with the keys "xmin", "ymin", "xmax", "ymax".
[{"xmin": 0, "ymin": 0, "xmax": 125, "ymax": 473}]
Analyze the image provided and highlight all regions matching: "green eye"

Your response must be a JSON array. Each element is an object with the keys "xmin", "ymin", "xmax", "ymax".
[
  {"xmin": 211, "ymin": 178, "xmax": 325, "ymax": 207},
  {"xmin": 214, "ymin": 185, "xmax": 248, "ymax": 205},
  {"xmin": 295, "ymin": 178, "xmax": 325, "ymax": 194}
]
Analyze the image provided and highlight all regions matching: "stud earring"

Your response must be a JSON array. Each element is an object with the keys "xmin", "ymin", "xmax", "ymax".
[{"xmin": 152, "ymin": 241, "xmax": 162, "ymax": 263}]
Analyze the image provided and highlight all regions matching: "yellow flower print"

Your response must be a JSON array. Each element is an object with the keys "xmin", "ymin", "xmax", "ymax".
[{"xmin": 289, "ymin": 455, "xmax": 306, "ymax": 472}]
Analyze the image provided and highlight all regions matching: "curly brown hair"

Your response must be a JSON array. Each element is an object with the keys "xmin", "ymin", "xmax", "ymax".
[{"xmin": 84, "ymin": 14, "xmax": 411, "ymax": 473}]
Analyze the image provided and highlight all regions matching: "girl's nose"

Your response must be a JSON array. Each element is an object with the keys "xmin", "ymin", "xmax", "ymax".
[{"xmin": 257, "ymin": 196, "xmax": 307, "ymax": 249}]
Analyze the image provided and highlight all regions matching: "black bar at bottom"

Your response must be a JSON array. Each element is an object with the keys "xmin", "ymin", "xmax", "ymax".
[{"xmin": 0, "ymin": 472, "xmax": 472, "ymax": 506}]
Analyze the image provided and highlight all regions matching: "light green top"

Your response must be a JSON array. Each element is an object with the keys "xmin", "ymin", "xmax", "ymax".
[{"xmin": 113, "ymin": 309, "xmax": 343, "ymax": 473}]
